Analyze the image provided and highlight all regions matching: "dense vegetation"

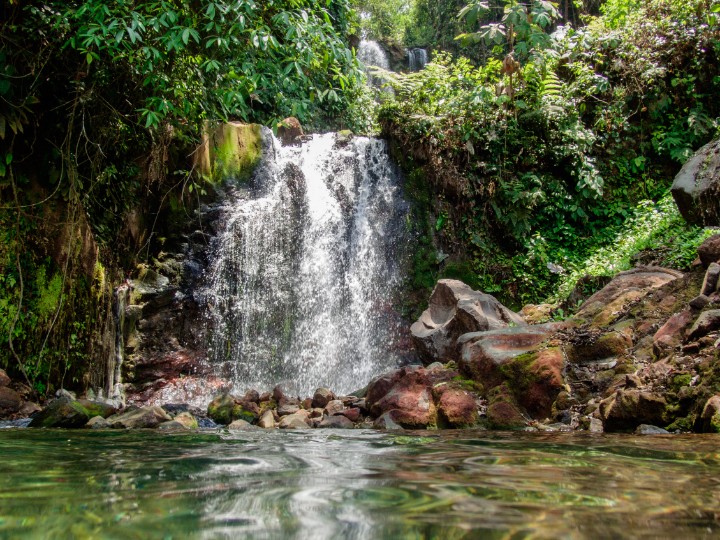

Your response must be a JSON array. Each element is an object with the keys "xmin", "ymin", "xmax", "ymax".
[
  {"xmin": 375, "ymin": 0, "xmax": 719, "ymax": 308},
  {"xmin": 0, "ymin": 0, "xmax": 364, "ymax": 394}
]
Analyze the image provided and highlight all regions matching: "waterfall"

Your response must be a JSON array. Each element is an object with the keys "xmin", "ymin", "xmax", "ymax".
[
  {"xmin": 203, "ymin": 130, "xmax": 409, "ymax": 396},
  {"xmin": 408, "ymin": 48, "xmax": 428, "ymax": 71},
  {"xmin": 358, "ymin": 40, "xmax": 391, "ymax": 91},
  {"xmin": 357, "ymin": 40, "xmax": 389, "ymax": 70}
]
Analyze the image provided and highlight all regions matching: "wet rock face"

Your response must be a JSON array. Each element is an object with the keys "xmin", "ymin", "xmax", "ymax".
[
  {"xmin": 410, "ymin": 279, "xmax": 526, "ymax": 364},
  {"xmin": 671, "ymin": 138, "xmax": 720, "ymax": 226}
]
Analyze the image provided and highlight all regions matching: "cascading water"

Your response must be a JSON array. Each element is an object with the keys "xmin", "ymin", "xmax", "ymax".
[
  {"xmin": 408, "ymin": 48, "xmax": 428, "ymax": 71},
  {"xmin": 357, "ymin": 40, "xmax": 392, "ymax": 91},
  {"xmin": 203, "ymin": 130, "xmax": 409, "ymax": 396}
]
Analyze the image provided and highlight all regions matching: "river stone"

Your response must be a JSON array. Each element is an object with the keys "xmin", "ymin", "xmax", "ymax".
[
  {"xmin": 410, "ymin": 279, "xmax": 526, "ymax": 364},
  {"xmin": 698, "ymin": 234, "xmax": 720, "ymax": 267},
  {"xmin": 158, "ymin": 420, "xmax": 190, "ymax": 431},
  {"xmin": 599, "ymin": 390, "xmax": 667, "ymax": 432},
  {"xmin": 173, "ymin": 412, "xmax": 199, "ymax": 429},
  {"xmin": 653, "ymin": 309, "xmax": 695, "ymax": 358},
  {"xmin": 318, "ymin": 415, "xmax": 354, "ymax": 429},
  {"xmin": 635, "ymin": 424, "xmax": 670, "ymax": 435},
  {"xmin": 0, "ymin": 369, "xmax": 10, "ymax": 387},
  {"xmin": 106, "ymin": 406, "xmax": 172, "ymax": 429},
  {"xmin": 258, "ymin": 410, "xmax": 275, "ymax": 429},
  {"xmin": 28, "ymin": 397, "xmax": 91, "ymax": 428},
  {"xmin": 86, "ymin": 416, "xmax": 110, "ymax": 429},
  {"xmin": 207, "ymin": 393, "xmax": 237, "ymax": 425},
  {"xmin": 575, "ymin": 267, "xmax": 683, "ymax": 327},
  {"xmin": 312, "ymin": 388, "xmax": 335, "ymax": 408},
  {"xmin": 434, "ymin": 385, "xmax": 478, "ymax": 427},
  {"xmin": 671, "ymin": 138, "xmax": 720, "ymax": 226},
  {"xmin": 77, "ymin": 399, "xmax": 118, "ymax": 419},
  {"xmin": 366, "ymin": 366, "xmax": 437, "ymax": 428},
  {"xmin": 0, "ymin": 386, "xmax": 22, "ymax": 417},
  {"xmin": 700, "ymin": 263, "xmax": 720, "ymax": 296},
  {"xmin": 277, "ymin": 117, "xmax": 304, "ymax": 146},
  {"xmin": 687, "ymin": 309, "xmax": 720, "ymax": 341},
  {"xmin": 699, "ymin": 395, "xmax": 720, "ymax": 433},
  {"xmin": 373, "ymin": 410, "xmax": 405, "ymax": 430},
  {"xmin": 277, "ymin": 402, "xmax": 300, "ymax": 416},
  {"xmin": 278, "ymin": 412, "xmax": 311, "ymax": 429},
  {"xmin": 324, "ymin": 399, "xmax": 344, "ymax": 416},
  {"xmin": 228, "ymin": 419, "xmax": 259, "ymax": 431},
  {"xmin": 342, "ymin": 407, "xmax": 362, "ymax": 423}
]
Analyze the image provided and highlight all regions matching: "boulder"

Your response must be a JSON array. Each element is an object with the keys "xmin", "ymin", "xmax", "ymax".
[
  {"xmin": 312, "ymin": 388, "xmax": 335, "ymax": 409},
  {"xmin": 433, "ymin": 384, "xmax": 478, "ymax": 427},
  {"xmin": 599, "ymin": 390, "xmax": 667, "ymax": 432},
  {"xmin": 258, "ymin": 410, "xmax": 275, "ymax": 429},
  {"xmin": 486, "ymin": 384, "xmax": 527, "ymax": 429},
  {"xmin": 324, "ymin": 399, "xmax": 344, "ymax": 416},
  {"xmin": 86, "ymin": 416, "xmax": 110, "ymax": 429},
  {"xmin": 277, "ymin": 117, "xmax": 304, "ymax": 146},
  {"xmin": 106, "ymin": 406, "xmax": 172, "ymax": 429},
  {"xmin": 687, "ymin": 309, "xmax": 720, "ymax": 341},
  {"xmin": 227, "ymin": 419, "xmax": 259, "ymax": 431},
  {"xmin": 373, "ymin": 410, "xmax": 405, "ymax": 430},
  {"xmin": 277, "ymin": 402, "xmax": 300, "ymax": 416},
  {"xmin": 77, "ymin": 399, "xmax": 118, "ymax": 419},
  {"xmin": 0, "ymin": 386, "xmax": 22, "ymax": 417},
  {"xmin": 700, "ymin": 263, "xmax": 720, "ymax": 296},
  {"xmin": 635, "ymin": 424, "xmax": 670, "ymax": 435},
  {"xmin": 366, "ymin": 367, "xmax": 437, "ymax": 428},
  {"xmin": 410, "ymin": 279, "xmax": 525, "ymax": 364},
  {"xmin": 698, "ymin": 234, "xmax": 720, "ymax": 267},
  {"xmin": 278, "ymin": 411, "xmax": 311, "ymax": 429},
  {"xmin": 173, "ymin": 412, "xmax": 199, "ymax": 429},
  {"xmin": 671, "ymin": 138, "xmax": 720, "ymax": 226},
  {"xmin": 342, "ymin": 407, "xmax": 362, "ymax": 423},
  {"xmin": 565, "ymin": 331, "xmax": 633, "ymax": 364},
  {"xmin": 207, "ymin": 393, "xmax": 237, "ymax": 425},
  {"xmin": 459, "ymin": 325, "xmax": 564, "ymax": 418},
  {"xmin": 699, "ymin": 395, "xmax": 720, "ymax": 433},
  {"xmin": 0, "ymin": 368, "xmax": 10, "ymax": 387},
  {"xmin": 318, "ymin": 415, "xmax": 354, "ymax": 429},
  {"xmin": 29, "ymin": 397, "xmax": 91, "ymax": 428},
  {"xmin": 653, "ymin": 309, "xmax": 695, "ymax": 357},
  {"xmin": 575, "ymin": 267, "xmax": 683, "ymax": 327}
]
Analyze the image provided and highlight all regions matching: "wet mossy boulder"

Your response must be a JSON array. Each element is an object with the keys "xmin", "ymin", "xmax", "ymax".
[
  {"xmin": 207, "ymin": 393, "xmax": 259, "ymax": 425},
  {"xmin": 486, "ymin": 384, "xmax": 527, "ymax": 429},
  {"xmin": 30, "ymin": 396, "xmax": 115, "ymax": 428},
  {"xmin": 106, "ymin": 406, "xmax": 172, "ymax": 429}
]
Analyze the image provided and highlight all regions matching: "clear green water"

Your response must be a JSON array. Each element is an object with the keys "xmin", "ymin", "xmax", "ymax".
[{"xmin": 0, "ymin": 429, "xmax": 719, "ymax": 539}]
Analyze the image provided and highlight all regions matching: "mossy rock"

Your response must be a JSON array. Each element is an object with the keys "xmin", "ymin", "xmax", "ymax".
[
  {"xmin": 29, "ymin": 397, "xmax": 91, "ymax": 428},
  {"xmin": 207, "ymin": 393, "xmax": 237, "ymax": 425},
  {"xmin": 196, "ymin": 122, "xmax": 263, "ymax": 183},
  {"xmin": 486, "ymin": 384, "xmax": 527, "ymax": 429}
]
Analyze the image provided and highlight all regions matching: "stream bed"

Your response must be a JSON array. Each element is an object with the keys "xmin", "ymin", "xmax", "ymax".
[{"xmin": 0, "ymin": 429, "xmax": 718, "ymax": 539}]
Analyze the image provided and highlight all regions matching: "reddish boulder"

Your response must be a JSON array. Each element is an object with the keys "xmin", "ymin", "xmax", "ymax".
[
  {"xmin": 0, "ymin": 386, "xmax": 22, "ymax": 417},
  {"xmin": 434, "ymin": 384, "xmax": 478, "ymax": 427},
  {"xmin": 366, "ymin": 366, "xmax": 436, "ymax": 428},
  {"xmin": 698, "ymin": 234, "xmax": 720, "ymax": 267},
  {"xmin": 277, "ymin": 117, "xmax": 304, "ymax": 146},
  {"xmin": 312, "ymin": 388, "xmax": 335, "ymax": 409},
  {"xmin": 652, "ymin": 309, "xmax": 695, "ymax": 358},
  {"xmin": 410, "ymin": 279, "xmax": 525, "ymax": 364}
]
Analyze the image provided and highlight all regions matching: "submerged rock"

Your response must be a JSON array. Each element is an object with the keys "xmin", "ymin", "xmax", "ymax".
[
  {"xmin": 635, "ymin": 424, "xmax": 670, "ymax": 435},
  {"xmin": 373, "ymin": 410, "xmax": 405, "ymax": 430},
  {"xmin": 410, "ymin": 279, "xmax": 525, "ymax": 364}
]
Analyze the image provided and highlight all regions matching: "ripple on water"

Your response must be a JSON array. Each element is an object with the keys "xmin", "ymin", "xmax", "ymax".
[{"xmin": 0, "ymin": 429, "xmax": 719, "ymax": 539}]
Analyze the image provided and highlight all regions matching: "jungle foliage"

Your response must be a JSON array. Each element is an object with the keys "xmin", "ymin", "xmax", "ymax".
[
  {"xmin": 379, "ymin": 0, "xmax": 720, "ymax": 307},
  {"xmin": 0, "ymin": 0, "xmax": 364, "ymax": 394}
]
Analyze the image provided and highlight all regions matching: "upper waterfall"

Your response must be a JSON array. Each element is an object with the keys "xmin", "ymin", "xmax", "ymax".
[
  {"xmin": 203, "ymin": 130, "xmax": 410, "ymax": 396},
  {"xmin": 357, "ymin": 40, "xmax": 390, "ymax": 70}
]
